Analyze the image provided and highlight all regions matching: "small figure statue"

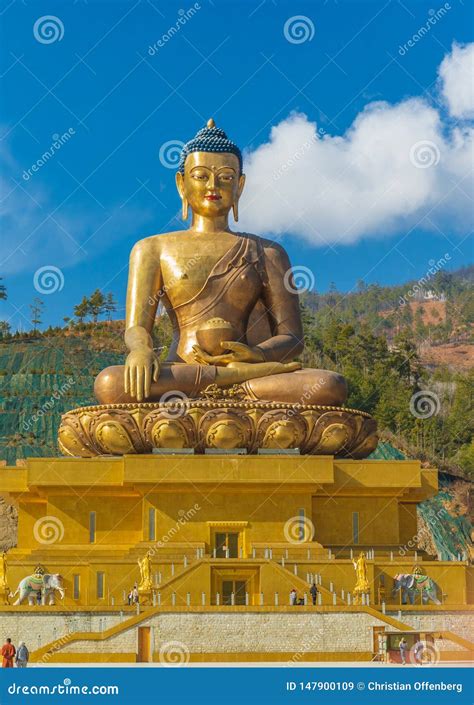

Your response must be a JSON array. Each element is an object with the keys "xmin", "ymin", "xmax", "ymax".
[
  {"xmin": 352, "ymin": 551, "xmax": 370, "ymax": 604},
  {"xmin": 138, "ymin": 554, "xmax": 153, "ymax": 592},
  {"xmin": 0, "ymin": 552, "xmax": 9, "ymax": 605}
]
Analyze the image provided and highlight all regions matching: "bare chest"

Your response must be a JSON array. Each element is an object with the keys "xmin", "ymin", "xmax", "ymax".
[{"xmin": 159, "ymin": 236, "xmax": 259, "ymax": 307}]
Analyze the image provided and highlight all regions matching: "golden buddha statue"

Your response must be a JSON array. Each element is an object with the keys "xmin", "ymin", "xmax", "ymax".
[
  {"xmin": 59, "ymin": 120, "xmax": 378, "ymax": 457},
  {"xmin": 94, "ymin": 119, "xmax": 346, "ymax": 408},
  {"xmin": 353, "ymin": 551, "xmax": 370, "ymax": 604}
]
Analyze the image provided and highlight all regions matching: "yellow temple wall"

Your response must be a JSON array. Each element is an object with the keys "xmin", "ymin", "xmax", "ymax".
[
  {"xmin": 146, "ymin": 491, "xmax": 313, "ymax": 551},
  {"xmin": 17, "ymin": 499, "xmax": 45, "ymax": 547},
  {"xmin": 398, "ymin": 503, "xmax": 419, "ymax": 546},
  {"xmin": 312, "ymin": 496, "xmax": 401, "ymax": 545},
  {"xmin": 17, "ymin": 490, "xmax": 419, "ymax": 554}
]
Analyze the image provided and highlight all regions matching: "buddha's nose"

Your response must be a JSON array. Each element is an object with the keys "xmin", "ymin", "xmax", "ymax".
[{"xmin": 208, "ymin": 172, "xmax": 216, "ymax": 189}]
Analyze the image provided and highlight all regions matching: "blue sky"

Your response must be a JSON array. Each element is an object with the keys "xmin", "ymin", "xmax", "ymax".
[{"xmin": 0, "ymin": 0, "xmax": 473, "ymax": 329}]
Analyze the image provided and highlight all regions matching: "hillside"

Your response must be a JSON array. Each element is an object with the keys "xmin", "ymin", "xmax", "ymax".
[
  {"xmin": 0, "ymin": 337, "xmax": 123, "ymax": 465},
  {"xmin": 420, "ymin": 342, "xmax": 474, "ymax": 372}
]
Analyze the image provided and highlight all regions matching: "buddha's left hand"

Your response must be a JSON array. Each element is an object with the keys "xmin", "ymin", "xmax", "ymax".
[{"xmin": 192, "ymin": 341, "xmax": 265, "ymax": 366}]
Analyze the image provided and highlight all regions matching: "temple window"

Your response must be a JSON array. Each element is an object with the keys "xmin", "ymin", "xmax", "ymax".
[
  {"xmin": 73, "ymin": 574, "xmax": 80, "ymax": 600},
  {"xmin": 298, "ymin": 508, "xmax": 305, "ymax": 541},
  {"xmin": 148, "ymin": 508, "xmax": 156, "ymax": 542},
  {"xmin": 96, "ymin": 571, "xmax": 105, "ymax": 599},
  {"xmin": 89, "ymin": 511, "xmax": 96, "ymax": 543},
  {"xmin": 352, "ymin": 512, "xmax": 360, "ymax": 544}
]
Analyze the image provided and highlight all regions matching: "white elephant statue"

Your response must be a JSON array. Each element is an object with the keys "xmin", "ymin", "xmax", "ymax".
[{"xmin": 10, "ymin": 573, "xmax": 65, "ymax": 606}]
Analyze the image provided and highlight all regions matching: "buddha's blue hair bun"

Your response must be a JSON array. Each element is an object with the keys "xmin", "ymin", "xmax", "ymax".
[{"xmin": 178, "ymin": 118, "xmax": 242, "ymax": 174}]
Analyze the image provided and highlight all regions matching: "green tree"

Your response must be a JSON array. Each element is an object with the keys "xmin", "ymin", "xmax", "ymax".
[
  {"xmin": 30, "ymin": 297, "xmax": 44, "ymax": 333},
  {"xmin": 104, "ymin": 292, "xmax": 118, "ymax": 321},
  {"xmin": 74, "ymin": 296, "xmax": 90, "ymax": 323},
  {"xmin": 0, "ymin": 278, "xmax": 6, "ymax": 300},
  {"xmin": 0, "ymin": 321, "xmax": 11, "ymax": 337},
  {"xmin": 89, "ymin": 289, "xmax": 106, "ymax": 323}
]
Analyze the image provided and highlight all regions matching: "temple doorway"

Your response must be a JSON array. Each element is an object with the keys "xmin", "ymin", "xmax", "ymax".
[
  {"xmin": 137, "ymin": 627, "xmax": 151, "ymax": 662},
  {"xmin": 215, "ymin": 532, "xmax": 239, "ymax": 558},
  {"xmin": 222, "ymin": 580, "xmax": 247, "ymax": 605}
]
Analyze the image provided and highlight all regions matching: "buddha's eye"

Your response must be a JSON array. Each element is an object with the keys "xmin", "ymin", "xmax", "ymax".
[
  {"xmin": 192, "ymin": 173, "xmax": 208, "ymax": 181},
  {"xmin": 219, "ymin": 174, "xmax": 234, "ymax": 182}
]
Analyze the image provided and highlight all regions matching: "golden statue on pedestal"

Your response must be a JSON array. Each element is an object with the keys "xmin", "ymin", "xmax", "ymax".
[
  {"xmin": 0, "ymin": 552, "xmax": 9, "ymax": 605},
  {"xmin": 138, "ymin": 554, "xmax": 153, "ymax": 593},
  {"xmin": 59, "ymin": 119, "xmax": 378, "ymax": 457},
  {"xmin": 352, "ymin": 551, "xmax": 370, "ymax": 604}
]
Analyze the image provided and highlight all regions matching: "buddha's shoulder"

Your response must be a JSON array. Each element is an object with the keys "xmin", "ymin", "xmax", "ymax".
[
  {"xmin": 130, "ymin": 231, "xmax": 189, "ymax": 253},
  {"xmin": 238, "ymin": 232, "xmax": 290, "ymax": 262}
]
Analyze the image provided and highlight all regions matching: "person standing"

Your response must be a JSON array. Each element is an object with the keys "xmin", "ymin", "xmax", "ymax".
[
  {"xmin": 1, "ymin": 638, "xmax": 15, "ymax": 668},
  {"xmin": 399, "ymin": 637, "xmax": 408, "ymax": 665},
  {"xmin": 309, "ymin": 582, "xmax": 318, "ymax": 606},
  {"xmin": 413, "ymin": 640, "xmax": 424, "ymax": 666},
  {"xmin": 290, "ymin": 588, "xmax": 297, "ymax": 606},
  {"xmin": 15, "ymin": 642, "xmax": 29, "ymax": 668}
]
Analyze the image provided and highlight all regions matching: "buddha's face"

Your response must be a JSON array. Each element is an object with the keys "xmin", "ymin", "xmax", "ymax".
[{"xmin": 176, "ymin": 152, "xmax": 245, "ymax": 219}]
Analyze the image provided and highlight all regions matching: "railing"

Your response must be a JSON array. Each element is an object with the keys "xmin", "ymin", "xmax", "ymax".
[{"xmin": 79, "ymin": 546, "xmax": 462, "ymax": 609}]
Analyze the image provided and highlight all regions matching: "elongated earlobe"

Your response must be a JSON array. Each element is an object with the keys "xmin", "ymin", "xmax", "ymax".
[
  {"xmin": 182, "ymin": 198, "xmax": 189, "ymax": 221},
  {"xmin": 232, "ymin": 201, "xmax": 239, "ymax": 222}
]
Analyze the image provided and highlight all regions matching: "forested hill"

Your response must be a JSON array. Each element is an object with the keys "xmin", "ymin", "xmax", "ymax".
[
  {"xmin": 298, "ymin": 266, "xmax": 473, "ymax": 480},
  {"xmin": 302, "ymin": 264, "xmax": 473, "ymax": 342}
]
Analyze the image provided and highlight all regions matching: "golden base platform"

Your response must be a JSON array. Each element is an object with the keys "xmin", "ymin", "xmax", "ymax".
[{"xmin": 58, "ymin": 399, "xmax": 378, "ymax": 458}]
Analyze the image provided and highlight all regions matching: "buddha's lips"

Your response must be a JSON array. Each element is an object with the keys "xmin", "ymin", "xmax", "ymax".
[{"xmin": 205, "ymin": 194, "xmax": 221, "ymax": 201}]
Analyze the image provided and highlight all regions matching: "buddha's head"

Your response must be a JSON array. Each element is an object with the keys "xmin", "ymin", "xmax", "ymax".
[{"xmin": 176, "ymin": 119, "xmax": 245, "ymax": 222}]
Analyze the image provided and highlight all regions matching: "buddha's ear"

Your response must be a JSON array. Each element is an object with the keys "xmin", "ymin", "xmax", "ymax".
[
  {"xmin": 237, "ymin": 173, "xmax": 246, "ymax": 198},
  {"xmin": 175, "ymin": 171, "xmax": 185, "ymax": 199},
  {"xmin": 176, "ymin": 172, "xmax": 189, "ymax": 221}
]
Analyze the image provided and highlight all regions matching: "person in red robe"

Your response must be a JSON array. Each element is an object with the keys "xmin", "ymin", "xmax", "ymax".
[{"xmin": 1, "ymin": 638, "xmax": 15, "ymax": 668}]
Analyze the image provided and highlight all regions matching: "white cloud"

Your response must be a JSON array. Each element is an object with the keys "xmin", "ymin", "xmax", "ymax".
[
  {"xmin": 240, "ymin": 43, "xmax": 474, "ymax": 246},
  {"xmin": 439, "ymin": 42, "xmax": 474, "ymax": 119}
]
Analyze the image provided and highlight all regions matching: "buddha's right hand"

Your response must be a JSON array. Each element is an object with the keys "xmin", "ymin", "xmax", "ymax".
[{"xmin": 124, "ymin": 348, "xmax": 160, "ymax": 401}]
